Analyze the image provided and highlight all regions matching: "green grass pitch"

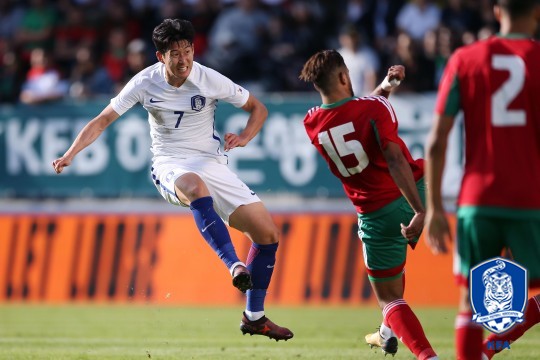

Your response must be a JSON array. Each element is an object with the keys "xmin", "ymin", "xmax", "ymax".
[{"xmin": 0, "ymin": 305, "xmax": 538, "ymax": 359}]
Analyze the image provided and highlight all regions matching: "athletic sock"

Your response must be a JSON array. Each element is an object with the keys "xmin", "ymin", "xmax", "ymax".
[
  {"xmin": 190, "ymin": 196, "xmax": 240, "ymax": 269},
  {"xmin": 380, "ymin": 322, "xmax": 396, "ymax": 339},
  {"xmin": 383, "ymin": 299, "xmax": 437, "ymax": 360},
  {"xmin": 244, "ymin": 310, "xmax": 265, "ymax": 321},
  {"xmin": 245, "ymin": 242, "xmax": 278, "ymax": 315},
  {"xmin": 482, "ymin": 295, "xmax": 540, "ymax": 359},
  {"xmin": 455, "ymin": 311, "xmax": 483, "ymax": 360}
]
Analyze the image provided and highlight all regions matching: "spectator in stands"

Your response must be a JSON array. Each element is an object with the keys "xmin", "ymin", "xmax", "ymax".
[
  {"xmin": 123, "ymin": 39, "xmax": 151, "ymax": 82},
  {"xmin": 98, "ymin": 0, "xmax": 141, "ymax": 50},
  {"xmin": 338, "ymin": 24, "xmax": 379, "ymax": 96},
  {"xmin": 262, "ymin": 12, "xmax": 297, "ymax": 91},
  {"xmin": 396, "ymin": 0, "xmax": 440, "ymax": 41},
  {"xmin": 101, "ymin": 27, "xmax": 129, "ymax": 94},
  {"xmin": 14, "ymin": 0, "xmax": 57, "ymax": 59},
  {"xmin": 190, "ymin": 0, "xmax": 222, "ymax": 61},
  {"xmin": 383, "ymin": 31, "xmax": 435, "ymax": 93},
  {"xmin": 68, "ymin": 46, "xmax": 113, "ymax": 99},
  {"xmin": 205, "ymin": 0, "xmax": 270, "ymax": 82},
  {"xmin": 0, "ymin": 47, "xmax": 23, "ymax": 103},
  {"xmin": 19, "ymin": 48, "xmax": 68, "ymax": 105},
  {"xmin": 440, "ymin": 0, "xmax": 483, "ymax": 36},
  {"xmin": 54, "ymin": 4, "xmax": 98, "ymax": 71},
  {"xmin": 0, "ymin": 1, "xmax": 24, "ymax": 41}
]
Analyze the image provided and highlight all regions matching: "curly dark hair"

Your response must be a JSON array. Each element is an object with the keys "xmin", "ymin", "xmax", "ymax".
[
  {"xmin": 298, "ymin": 50, "xmax": 346, "ymax": 93},
  {"xmin": 152, "ymin": 19, "xmax": 195, "ymax": 54}
]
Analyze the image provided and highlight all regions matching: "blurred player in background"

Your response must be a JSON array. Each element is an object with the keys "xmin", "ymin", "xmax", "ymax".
[
  {"xmin": 52, "ymin": 18, "xmax": 293, "ymax": 341},
  {"xmin": 425, "ymin": 0, "xmax": 540, "ymax": 358},
  {"xmin": 299, "ymin": 50, "xmax": 438, "ymax": 360}
]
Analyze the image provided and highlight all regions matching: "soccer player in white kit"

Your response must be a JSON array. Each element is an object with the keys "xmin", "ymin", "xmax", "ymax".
[{"xmin": 52, "ymin": 18, "xmax": 293, "ymax": 341}]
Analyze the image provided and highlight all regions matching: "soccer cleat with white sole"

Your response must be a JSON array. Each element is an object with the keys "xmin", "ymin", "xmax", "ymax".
[{"xmin": 365, "ymin": 329, "xmax": 398, "ymax": 356}]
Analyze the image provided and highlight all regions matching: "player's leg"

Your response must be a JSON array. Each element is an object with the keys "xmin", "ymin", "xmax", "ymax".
[
  {"xmin": 454, "ymin": 210, "xmax": 505, "ymax": 360},
  {"xmin": 482, "ymin": 218, "xmax": 540, "ymax": 359},
  {"xmin": 360, "ymin": 194, "xmax": 437, "ymax": 359},
  {"xmin": 229, "ymin": 202, "xmax": 293, "ymax": 341},
  {"xmin": 172, "ymin": 171, "xmax": 250, "ymax": 292},
  {"xmin": 369, "ymin": 275, "xmax": 437, "ymax": 359}
]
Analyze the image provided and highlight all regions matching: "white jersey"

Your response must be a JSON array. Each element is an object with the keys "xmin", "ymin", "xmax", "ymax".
[{"xmin": 110, "ymin": 61, "xmax": 250, "ymax": 165}]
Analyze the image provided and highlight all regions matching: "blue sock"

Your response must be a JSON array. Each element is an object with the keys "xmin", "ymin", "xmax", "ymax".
[
  {"xmin": 246, "ymin": 242, "xmax": 278, "ymax": 312},
  {"xmin": 190, "ymin": 196, "xmax": 240, "ymax": 270}
]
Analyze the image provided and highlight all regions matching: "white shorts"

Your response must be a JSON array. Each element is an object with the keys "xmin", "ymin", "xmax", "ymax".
[{"xmin": 151, "ymin": 156, "xmax": 260, "ymax": 223}]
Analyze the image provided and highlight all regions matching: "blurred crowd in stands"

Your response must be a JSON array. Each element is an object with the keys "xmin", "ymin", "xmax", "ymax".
[{"xmin": 1, "ymin": 0, "xmax": 535, "ymax": 105}]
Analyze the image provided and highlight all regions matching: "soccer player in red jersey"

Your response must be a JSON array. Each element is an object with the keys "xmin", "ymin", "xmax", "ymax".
[
  {"xmin": 425, "ymin": 1, "xmax": 540, "ymax": 359},
  {"xmin": 299, "ymin": 50, "xmax": 438, "ymax": 360}
]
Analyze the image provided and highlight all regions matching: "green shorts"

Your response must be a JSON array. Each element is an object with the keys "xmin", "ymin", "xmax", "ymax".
[
  {"xmin": 358, "ymin": 178, "xmax": 425, "ymax": 282},
  {"xmin": 456, "ymin": 206, "xmax": 540, "ymax": 288}
]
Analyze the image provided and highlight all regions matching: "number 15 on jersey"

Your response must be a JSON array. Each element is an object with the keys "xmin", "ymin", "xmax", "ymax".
[{"xmin": 318, "ymin": 122, "xmax": 369, "ymax": 178}]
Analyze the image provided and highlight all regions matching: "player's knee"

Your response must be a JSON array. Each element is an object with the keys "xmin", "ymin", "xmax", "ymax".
[
  {"xmin": 175, "ymin": 176, "xmax": 209, "ymax": 201},
  {"xmin": 256, "ymin": 223, "xmax": 280, "ymax": 245}
]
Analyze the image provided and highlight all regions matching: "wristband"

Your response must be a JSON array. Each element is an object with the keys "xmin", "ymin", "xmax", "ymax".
[{"xmin": 381, "ymin": 76, "xmax": 401, "ymax": 91}]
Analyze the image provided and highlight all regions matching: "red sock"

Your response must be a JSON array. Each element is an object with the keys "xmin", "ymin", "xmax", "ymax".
[
  {"xmin": 455, "ymin": 311, "xmax": 483, "ymax": 360},
  {"xmin": 482, "ymin": 295, "xmax": 540, "ymax": 359},
  {"xmin": 383, "ymin": 299, "xmax": 437, "ymax": 360}
]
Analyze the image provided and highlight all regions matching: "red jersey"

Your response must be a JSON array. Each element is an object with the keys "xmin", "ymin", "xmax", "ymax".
[
  {"xmin": 435, "ymin": 35, "xmax": 540, "ymax": 209},
  {"xmin": 304, "ymin": 96, "xmax": 424, "ymax": 214}
]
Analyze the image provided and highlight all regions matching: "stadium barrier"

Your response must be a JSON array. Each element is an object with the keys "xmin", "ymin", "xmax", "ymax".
[{"xmin": 0, "ymin": 213, "xmax": 459, "ymax": 306}]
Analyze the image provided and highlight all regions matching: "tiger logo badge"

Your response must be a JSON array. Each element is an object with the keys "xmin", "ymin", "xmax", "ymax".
[
  {"xmin": 470, "ymin": 257, "xmax": 527, "ymax": 334},
  {"xmin": 191, "ymin": 95, "xmax": 206, "ymax": 112}
]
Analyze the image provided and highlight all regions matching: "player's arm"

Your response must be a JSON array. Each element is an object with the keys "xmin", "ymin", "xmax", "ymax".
[
  {"xmin": 52, "ymin": 104, "xmax": 120, "ymax": 174},
  {"xmin": 382, "ymin": 141, "xmax": 425, "ymax": 240},
  {"xmin": 424, "ymin": 113, "xmax": 455, "ymax": 254},
  {"xmin": 224, "ymin": 94, "xmax": 268, "ymax": 151},
  {"xmin": 370, "ymin": 65, "xmax": 405, "ymax": 99}
]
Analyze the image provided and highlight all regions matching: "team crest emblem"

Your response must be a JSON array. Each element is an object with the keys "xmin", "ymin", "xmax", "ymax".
[
  {"xmin": 470, "ymin": 257, "xmax": 527, "ymax": 334},
  {"xmin": 191, "ymin": 95, "xmax": 206, "ymax": 111}
]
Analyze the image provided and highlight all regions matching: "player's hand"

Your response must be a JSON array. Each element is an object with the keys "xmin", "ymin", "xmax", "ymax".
[
  {"xmin": 52, "ymin": 156, "xmax": 72, "ymax": 174},
  {"xmin": 400, "ymin": 211, "xmax": 425, "ymax": 241},
  {"xmin": 387, "ymin": 65, "xmax": 405, "ymax": 83},
  {"xmin": 424, "ymin": 209, "xmax": 452, "ymax": 255},
  {"xmin": 224, "ymin": 133, "xmax": 248, "ymax": 152}
]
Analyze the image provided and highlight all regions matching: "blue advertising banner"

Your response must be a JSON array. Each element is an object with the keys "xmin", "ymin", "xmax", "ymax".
[{"xmin": 0, "ymin": 94, "xmax": 462, "ymax": 200}]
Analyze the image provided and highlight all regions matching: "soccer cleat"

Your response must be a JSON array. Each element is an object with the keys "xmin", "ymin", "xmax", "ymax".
[
  {"xmin": 365, "ymin": 329, "xmax": 398, "ymax": 356},
  {"xmin": 232, "ymin": 264, "xmax": 253, "ymax": 293},
  {"xmin": 240, "ymin": 312, "xmax": 294, "ymax": 341}
]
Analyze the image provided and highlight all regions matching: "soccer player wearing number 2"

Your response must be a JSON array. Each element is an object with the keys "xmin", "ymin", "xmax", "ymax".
[
  {"xmin": 52, "ymin": 19, "xmax": 293, "ymax": 341},
  {"xmin": 425, "ymin": 1, "xmax": 540, "ymax": 359},
  {"xmin": 300, "ymin": 50, "xmax": 438, "ymax": 360}
]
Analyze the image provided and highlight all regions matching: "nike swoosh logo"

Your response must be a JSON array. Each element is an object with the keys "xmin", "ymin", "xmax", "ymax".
[
  {"xmin": 201, "ymin": 221, "xmax": 216, "ymax": 232},
  {"xmin": 149, "ymin": 98, "xmax": 164, "ymax": 103},
  {"xmin": 266, "ymin": 265, "xmax": 274, "ymax": 269},
  {"xmin": 250, "ymin": 191, "xmax": 256, "ymax": 195}
]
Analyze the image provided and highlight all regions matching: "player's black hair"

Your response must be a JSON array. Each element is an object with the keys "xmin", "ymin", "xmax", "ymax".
[
  {"xmin": 152, "ymin": 19, "xmax": 195, "ymax": 54},
  {"xmin": 299, "ymin": 50, "xmax": 346, "ymax": 94},
  {"xmin": 497, "ymin": 0, "xmax": 540, "ymax": 18}
]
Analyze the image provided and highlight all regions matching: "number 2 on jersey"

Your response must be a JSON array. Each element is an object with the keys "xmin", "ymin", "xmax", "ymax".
[
  {"xmin": 491, "ymin": 55, "xmax": 526, "ymax": 126},
  {"xmin": 318, "ymin": 122, "xmax": 369, "ymax": 177}
]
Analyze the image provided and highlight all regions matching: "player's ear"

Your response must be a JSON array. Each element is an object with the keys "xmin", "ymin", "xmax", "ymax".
[
  {"xmin": 493, "ymin": 4, "xmax": 501, "ymax": 22},
  {"xmin": 338, "ymin": 70, "xmax": 348, "ymax": 86},
  {"xmin": 156, "ymin": 51, "xmax": 164, "ymax": 63}
]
